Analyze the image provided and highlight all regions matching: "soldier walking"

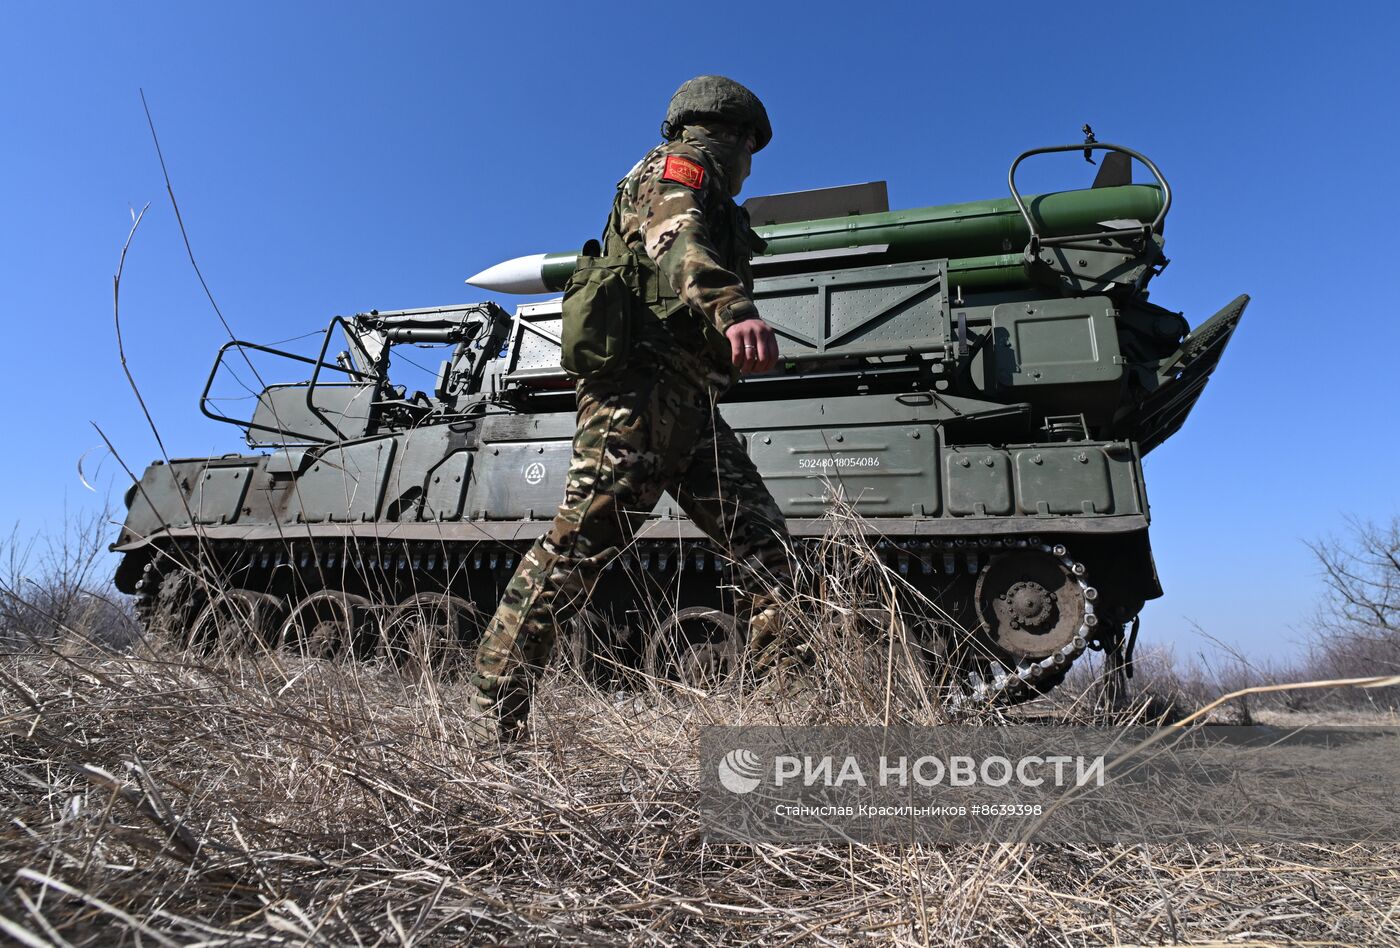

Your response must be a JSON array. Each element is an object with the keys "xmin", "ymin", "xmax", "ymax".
[{"xmin": 470, "ymin": 76, "xmax": 795, "ymax": 742}]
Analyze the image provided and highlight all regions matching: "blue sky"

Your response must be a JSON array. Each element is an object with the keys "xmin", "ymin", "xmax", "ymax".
[{"xmin": 3, "ymin": 2, "xmax": 1396, "ymax": 661}]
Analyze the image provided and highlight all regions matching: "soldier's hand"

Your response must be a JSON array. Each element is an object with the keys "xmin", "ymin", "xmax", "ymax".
[{"xmin": 726, "ymin": 318, "xmax": 779, "ymax": 374}]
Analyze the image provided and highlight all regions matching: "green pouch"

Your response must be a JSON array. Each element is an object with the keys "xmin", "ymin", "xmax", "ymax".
[
  {"xmin": 634, "ymin": 255, "xmax": 736, "ymax": 378},
  {"xmin": 560, "ymin": 253, "xmax": 640, "ymax": 379}
]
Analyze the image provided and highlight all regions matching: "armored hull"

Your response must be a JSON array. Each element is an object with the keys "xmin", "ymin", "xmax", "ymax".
[{"xmin": 112, "ymin": 142, "xmax": 1245, "ymax": 704}]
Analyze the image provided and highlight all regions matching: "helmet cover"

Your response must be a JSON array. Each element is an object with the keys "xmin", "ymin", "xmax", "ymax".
[{"xmin": 662, "ymin": 75, "xmax": 772, "ymax": 151}]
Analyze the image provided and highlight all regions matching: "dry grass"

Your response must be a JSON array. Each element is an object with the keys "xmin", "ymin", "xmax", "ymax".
[
  {"xmin": 3, "ymin": 624, "xmax": 1399, "ymax": 945},
  {"xmin": 1, "ymin": 505, "xmax": 1397, "ymax": 945}
]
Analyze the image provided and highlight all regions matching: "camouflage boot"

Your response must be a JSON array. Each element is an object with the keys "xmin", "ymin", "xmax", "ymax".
[
  {"xmin": 745, "ymin": 598, "xmax": 819, "ymax": 702},
  {"xmin": 745, "ymin": 599, "xmax": 787, "ymax": 677},
  {"xmin": 466, "ymin": 683, "xmax": 531, "ymax": 747}
]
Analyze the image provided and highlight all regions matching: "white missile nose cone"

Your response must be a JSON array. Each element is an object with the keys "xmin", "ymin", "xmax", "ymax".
[{"xmin": 465, "ymin": 253, "xmax": 549, "ymax": 294}]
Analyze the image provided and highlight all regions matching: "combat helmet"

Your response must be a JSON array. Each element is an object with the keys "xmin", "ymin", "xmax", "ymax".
[{"xmin": 661, "ymin": 75, "xmax": 772, "ymax": 152}]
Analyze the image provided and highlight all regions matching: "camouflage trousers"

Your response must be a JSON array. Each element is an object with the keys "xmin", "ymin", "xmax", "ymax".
[{"xmin": 471, "ymin": 338, "xmax": 794, "ymax": 732}]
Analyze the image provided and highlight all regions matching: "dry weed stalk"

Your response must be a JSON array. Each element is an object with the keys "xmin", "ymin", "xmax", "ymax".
[{"xmin": 3, "ymin": 515, "xmax": 1398, "ymax": 945}]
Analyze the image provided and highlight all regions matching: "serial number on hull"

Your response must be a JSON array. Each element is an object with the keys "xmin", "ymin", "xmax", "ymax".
[{"xmin": 798, "ymin": 456, "xmax": 884, "ymax": 470}]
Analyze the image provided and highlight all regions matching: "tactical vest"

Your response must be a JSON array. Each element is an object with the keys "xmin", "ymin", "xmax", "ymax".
[{"xmin": 558, "ymin": 145, "xmax": 760, "ymax": 381}]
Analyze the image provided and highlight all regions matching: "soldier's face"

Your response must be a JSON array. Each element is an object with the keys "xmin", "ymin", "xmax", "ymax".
[
  {"xmin": 729, "ymin": 144, "xmax": 752, "ymax": 197},
  {"xmin": 726, "ymin": 127, "xmax": 756, "ymax": 197},
  {"xmin": 686, "ymin": 122, "xmax": 755, "ymax": 196}
]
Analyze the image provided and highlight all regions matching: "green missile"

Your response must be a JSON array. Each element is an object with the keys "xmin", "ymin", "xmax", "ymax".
[{"xmin": 464, "ymin": 184, "xmax": 1163, "ymax": 294}]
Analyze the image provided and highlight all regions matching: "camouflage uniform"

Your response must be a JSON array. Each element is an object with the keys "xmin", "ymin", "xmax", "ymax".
[{"xmin": 471, "ymin": 129, "xmax": 793, "ymax": 739}]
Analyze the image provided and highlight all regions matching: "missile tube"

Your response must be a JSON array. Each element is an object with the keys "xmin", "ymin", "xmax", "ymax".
[
  {"xmin": 512, "ymin": 184, "xmax": 1164, "ymax": 293},
  {"xmin": 542, "ymin": 249, "xmax": 1039, "ymax": 295}
]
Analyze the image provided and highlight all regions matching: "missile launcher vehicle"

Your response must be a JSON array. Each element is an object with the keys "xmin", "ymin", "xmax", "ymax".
[{"xmin": 112, "ymin": 139, "xmax": 1246, "ymax": 704}]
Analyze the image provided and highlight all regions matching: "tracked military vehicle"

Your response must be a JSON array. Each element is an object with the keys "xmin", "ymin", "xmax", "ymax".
[{"xmin": 112, "ymin": 140, "xmax": 1245, "ymax": 704}]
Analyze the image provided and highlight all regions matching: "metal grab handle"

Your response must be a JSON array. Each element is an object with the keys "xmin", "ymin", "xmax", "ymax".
[
  {"xmin": 200, "ymin": 332, "xmax": 372, "ymax": 444},
  {"xmin": 308, "ymin": 315, "xmax": 373, "ymax": 440},
  {"xmin": 1007, "ymin": 143, "xmax": 1172, "ymax": 254}
]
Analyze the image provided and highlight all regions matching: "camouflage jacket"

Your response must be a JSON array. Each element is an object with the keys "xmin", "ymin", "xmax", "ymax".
[{"xmin": 601, "ymin": 133, "xmax": 765, "ymax": 338}]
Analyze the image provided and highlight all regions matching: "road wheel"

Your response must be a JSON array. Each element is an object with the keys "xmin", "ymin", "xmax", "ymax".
[
  {"xmin": 645, "ymin": 607, "xmax": 739, "ymax": 689},
  {"xmin": 187, "ymin": 590, "xmax": 285, "ymax": 651},
  {"xmin": 278, "ymin": 591, "xmax": 372, "ymax": 660},
  {"xmin": 381, "ymin": 592, "xmax": 479, "ymax": 676}
]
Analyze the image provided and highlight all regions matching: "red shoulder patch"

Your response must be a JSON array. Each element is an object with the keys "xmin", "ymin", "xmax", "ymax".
[{"xmin": 661, "ymin": 155, "xmax": 705, "ymax": 190}]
